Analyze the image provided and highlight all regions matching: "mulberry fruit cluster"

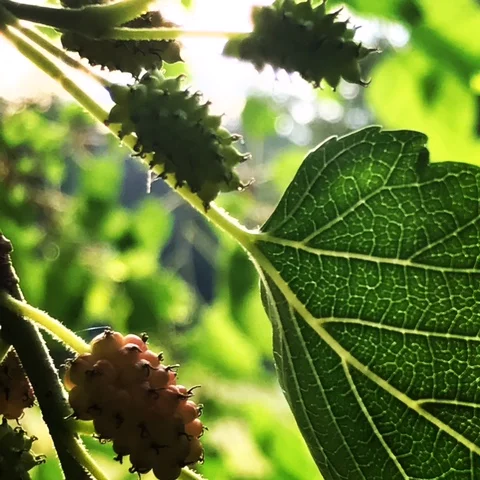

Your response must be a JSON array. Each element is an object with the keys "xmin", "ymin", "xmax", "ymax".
[
  {"xmin": 64, "ymin": 329, "xmax": 204, "ymax": 480},
  {"xmin": 0, "ymin": 417, "xmax": 45, "ymax": 479},
  {"xmin": 105, "ymin": 69, "xmax": 250, "ymax": 208},
  {"xmin": 223, "ymin": 0, "xmax": 376, "ymax": 89},
  {"xmin": 0, "ymin": 351, "xmax": 34, "ymax": 420},
  {"xmin": 61, "ymin": 11, "xmax": 182, "ymax": 77}
]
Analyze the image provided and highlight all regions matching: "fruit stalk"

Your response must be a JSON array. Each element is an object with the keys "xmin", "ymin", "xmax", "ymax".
[
  {"xmin": 95, "ymin": 26, "xmax": 248, "ymax": 40},
  {"xmin": 0, "ymin": 0, "xmax": 151, "ymax": 35},
  {"xmin": 1, "ymin": 294, "xmax": 91, "ymax": 354}
]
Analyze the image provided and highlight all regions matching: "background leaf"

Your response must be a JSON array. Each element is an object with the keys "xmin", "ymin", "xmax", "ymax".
[
  {"xmin": 367, "ymin": 48, "xmax": 480, "ymax": 162},
  {"xmin": 254, "ymin": 127, "xmax": 480, "ymax": 478},
  {"xmin": 242, "ymin": 96, "xmax": 278, "ymax": 139}
]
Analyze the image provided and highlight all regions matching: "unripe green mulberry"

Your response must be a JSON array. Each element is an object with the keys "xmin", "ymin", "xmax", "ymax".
[
  {"xmin": 61, "ymin": 11, "xmax": 182, "ymax": 77},
  {"xmin": 0, "ymin": 417, "xmax": 45, "ymax": 479},
  {"xmin": 223, "ymin": 0, "xmax": 377, "ymax": 89},
  {"xmin": 105, "ymin": 70, "xmax": 251, "ymax": 208}
]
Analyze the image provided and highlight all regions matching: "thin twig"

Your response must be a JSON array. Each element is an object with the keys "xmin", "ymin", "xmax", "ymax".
[
  {"xmin": 0, "ymin": 233, "xmax": 96, "ymax": 480},
  {"xmin": 97, "ymin": 26, "xmax": 249, "ymax": 40}
]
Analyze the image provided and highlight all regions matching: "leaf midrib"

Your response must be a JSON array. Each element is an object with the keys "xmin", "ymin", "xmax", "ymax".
[
  {"xmin": 245, "ymin": 233, "xmax": 480, "ymax": 457},
  {"xmin": 255, "ymin": 234, "xmax": 480, "ymax": 274}
]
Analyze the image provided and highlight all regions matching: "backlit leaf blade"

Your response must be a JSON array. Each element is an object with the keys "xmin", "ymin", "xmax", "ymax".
[{"xmin": 254, "ymin": 127, "xmax": 480, "ymax": 479}]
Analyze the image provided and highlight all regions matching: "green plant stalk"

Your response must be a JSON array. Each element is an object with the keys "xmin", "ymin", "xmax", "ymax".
[
  {"xmin": 0, "ymin": 13, "xmax": 256, "ymax": 252},
  {"xmin": 68, "ymin": 418, "xmax": 96, "ymax": 436},
  {"xmin": 70, "ymin": 440, "xmax": 110, "ymax": 480},
  {"xmin": 0, "ymin": 233, "xmax": 97, "ymax": 480},
  {"xmin": 0, "ymin": 293, "xmax": 91, "ymax": 354},
  {"xmin": 96, "ymin": 26, "xmax": 249, "ymax": 40},
  {"xmin": 1, "ymin": 0, "xmax": 151, "ymax": 35}
]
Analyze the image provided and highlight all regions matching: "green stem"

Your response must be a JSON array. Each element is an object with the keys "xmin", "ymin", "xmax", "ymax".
[
  {"xmin": 67, "ymin": 418, "xmax": 96, "ymax": 436},
  {"xmin": 0, "ymin": 13, "xmax": 256, "ymax": 252},
  {"xmin": 1, "ymin": 0, "xmax": 151, "ymax": 35},
  {"xmin": 97, "ymin": 26, "xmax": 249, "ymax": 40},
  {"xmin": 65, "ymin": 420, "xmax": 112, "ymax": 480},
  {"xmin": 0, "ymin": 293, "xmax": 91, "ymax": 354},
  {"xmin": 70, "ymin": 440, "xmax": 110, "ymax": 480},
  {"xmin": 180, "ymin": 467, "xmax": 204, "ymax": 480},
  {"xmin": 0, "ymin": 234, "xmax": 95, "ymax": 480}
]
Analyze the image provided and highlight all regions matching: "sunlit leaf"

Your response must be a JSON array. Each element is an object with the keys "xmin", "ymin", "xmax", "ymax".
[{"xmin": 253, "ymin": 127, "xmax": 480, "ymax": 478}]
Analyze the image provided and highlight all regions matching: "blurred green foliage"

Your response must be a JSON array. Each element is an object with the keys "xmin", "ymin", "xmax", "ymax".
[
  {"xmin": 241, "ymin": 97, "xmax": 278, "ymax": 139},
  {"xmin": 0, "ymin": 0, "xmax": 478, "ymax": 478},
  {"xmin": 0, "ymin": 99, "xmax": 319, "ymax": 479},
  {"xmin": 342, "ymin": 0, "xmax": 480, "ymax": 162}
]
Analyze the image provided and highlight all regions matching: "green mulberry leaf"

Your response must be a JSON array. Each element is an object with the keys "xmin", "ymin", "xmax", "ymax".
[{"xmin": 248, "ymin": 127, "xmax": 480, "ymax": 478}]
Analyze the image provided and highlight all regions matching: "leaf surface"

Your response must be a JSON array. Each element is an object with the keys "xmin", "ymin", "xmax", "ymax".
[{"xmin": 253, "ymin": 126, "xmax": 480, "ymax": 479}]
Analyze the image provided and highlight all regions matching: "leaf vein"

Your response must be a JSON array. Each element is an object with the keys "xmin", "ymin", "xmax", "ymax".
[
  {"xmin": 256, "ymin": 236, "xmax": 480, "ymax": 274},
  {"xmin": 318, "ymin": 318, "xmax": 480, "ymax": 342},
  {"xmin": 342, "ymin": 360, "xmax": 409, "ymax": 479}
]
